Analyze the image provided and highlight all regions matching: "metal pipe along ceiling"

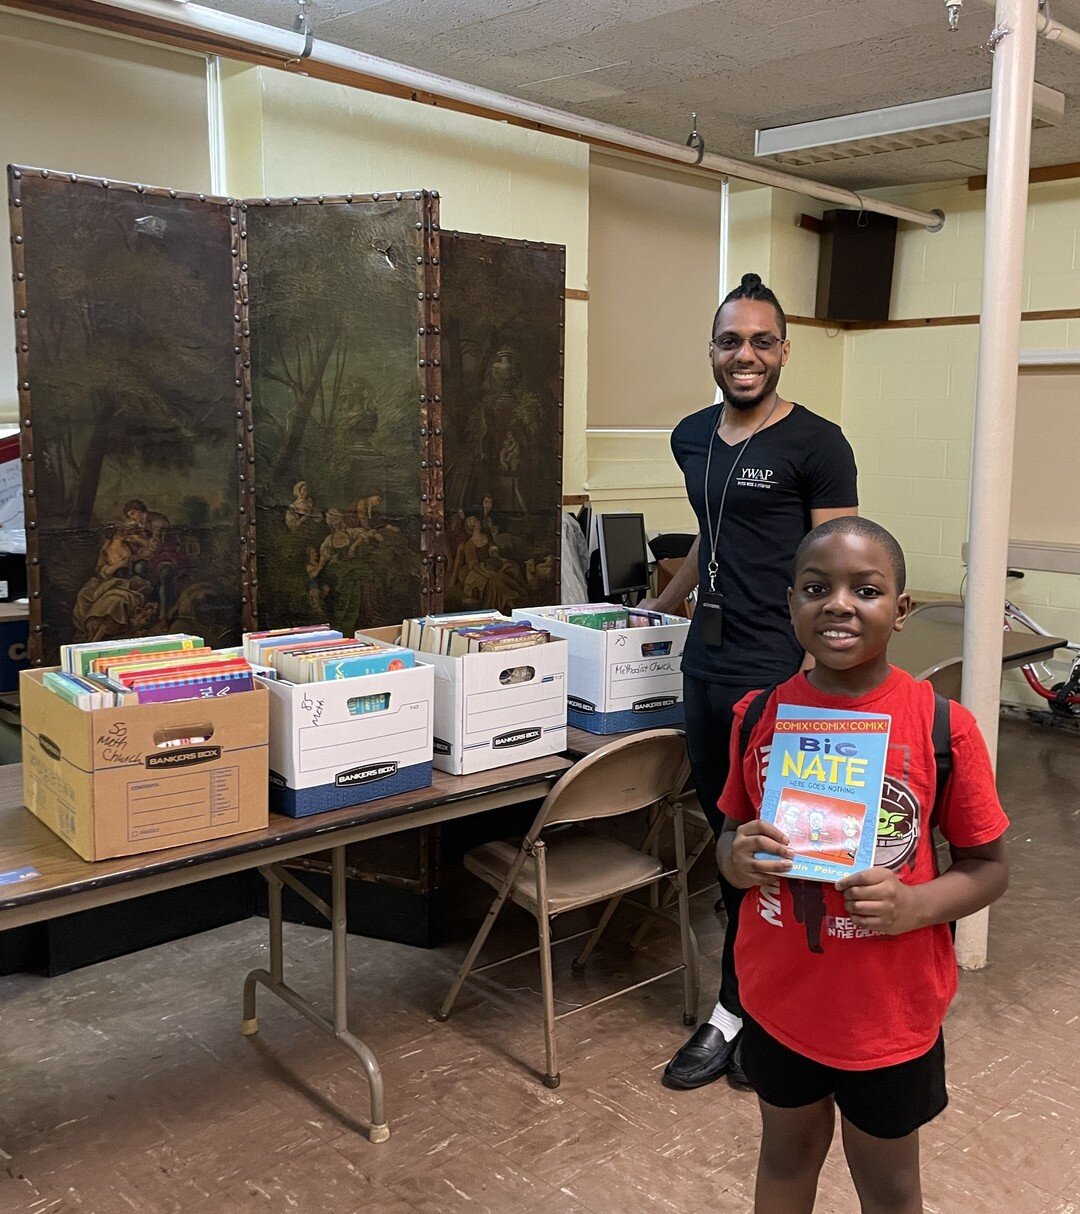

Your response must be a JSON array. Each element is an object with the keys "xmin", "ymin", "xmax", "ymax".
[{"xmin": 86, "ymin": 0, "xmax": 946, "ymax": 228}]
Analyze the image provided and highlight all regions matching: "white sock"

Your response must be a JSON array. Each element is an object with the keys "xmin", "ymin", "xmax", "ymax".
[{"xmin": 707, "ymin": 1003, "xmax": 743, "ymax": 1041}]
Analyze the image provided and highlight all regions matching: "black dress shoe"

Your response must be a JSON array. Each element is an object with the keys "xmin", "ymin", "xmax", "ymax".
[
  {"xmin": 726, "ymin": 1037, "xmax": 753, "ymax": 1092},
  {"xmin": 661, "ymin": 1024, "xmax": 737, "ymax": 1090}
]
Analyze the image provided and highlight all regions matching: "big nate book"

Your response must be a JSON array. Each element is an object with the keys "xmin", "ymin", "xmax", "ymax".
[{"xmin": 756, "ymin": 704, "xmax": 891, "ymax": 883}]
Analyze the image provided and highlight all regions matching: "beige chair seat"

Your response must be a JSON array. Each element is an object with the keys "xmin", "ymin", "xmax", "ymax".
[{"xmin": 465, "ymin": 835, "xmax": 664, "ymax": 914}]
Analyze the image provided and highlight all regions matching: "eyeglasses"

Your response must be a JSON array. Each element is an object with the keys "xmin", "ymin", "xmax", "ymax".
[{"xmin": 711, "ymin": 334, "xmax": 784, "ymax": 352}]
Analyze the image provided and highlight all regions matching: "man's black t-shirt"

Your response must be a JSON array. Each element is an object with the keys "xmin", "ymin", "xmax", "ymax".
[{"xmin": 671, "ymin": 402, "xmax": 858, "ymax": 686}]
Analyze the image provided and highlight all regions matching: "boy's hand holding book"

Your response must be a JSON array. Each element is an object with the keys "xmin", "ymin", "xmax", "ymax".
[
  {"xmin": 719, "ymin": 820, "xmax": 795, "ymax": 889},
  {"xmin": 836, "ymin": 867, "xmax": 921, "ymax": 936}
]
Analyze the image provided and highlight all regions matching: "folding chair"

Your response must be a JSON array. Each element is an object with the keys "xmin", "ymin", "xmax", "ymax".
[
  {"xmin": 436, "ymin": 729, "xmax": 699, "ymax": 1088},
  {"xmin": 627, "ymin": 786, "xmax": 717, "ymax": 950}
]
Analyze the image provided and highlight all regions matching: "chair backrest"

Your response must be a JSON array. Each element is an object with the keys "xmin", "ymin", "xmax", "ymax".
[
  {"xmin": 925, "ymin": 657, "xmax": 963, "ymax": 700},
  {"xmin": 529, "ymin": 729, "xmax": 690, "ymax": 836},
  {"xmin": 650, "ymin": 532, "xmax": 696, "ymax": 560}
]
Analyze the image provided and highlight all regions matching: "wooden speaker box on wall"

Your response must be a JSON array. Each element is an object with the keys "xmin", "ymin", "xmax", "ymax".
[{"xmin": 815, "ymin": 209, "xmax": 898, "ymax": 324}]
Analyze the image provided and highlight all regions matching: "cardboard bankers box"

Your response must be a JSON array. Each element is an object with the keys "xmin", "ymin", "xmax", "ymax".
[{"xmin": 20, "ymin": 668, "xmax": 269, "ymax": 861}]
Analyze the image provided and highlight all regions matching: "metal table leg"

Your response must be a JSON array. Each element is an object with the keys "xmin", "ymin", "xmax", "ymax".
[{"xmin": 240, "ymin": 846, "xmax": 390, "ymax": 1143}]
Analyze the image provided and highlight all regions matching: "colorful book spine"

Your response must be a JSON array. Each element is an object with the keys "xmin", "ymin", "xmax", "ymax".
[
  {"xmin": 321, "ymin": 649, "xmax": 414, "ymax": 680},
  {"xmin": 473, "ymin": 631, "xmax": 549, "ymax": 653},
  {"xmin": 346, "ymin": 692, "xmax": 391, "ymax": 716},
  {"xmin": 564, "ymin": 610, "xmax": 629, "ymax": 630},
  {"xmin": 44, "ymin": 671, "xmax": 107, "ymax": 709},
  {"xmin": 249, "ymin": 631, "xmax": 339, "ymax": 660},
  {"xmin": 69, "ymin": 635, "xmax": 204, "ymax": 677},
  {"xmin": 135, "ymin": 671, "xmax": 256, "ymax": 704}
]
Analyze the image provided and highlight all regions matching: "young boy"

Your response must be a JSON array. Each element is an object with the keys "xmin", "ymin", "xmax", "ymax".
[{"xmin": 718, "ymin": 516, "xmax": 1009, "ymax": 1214}]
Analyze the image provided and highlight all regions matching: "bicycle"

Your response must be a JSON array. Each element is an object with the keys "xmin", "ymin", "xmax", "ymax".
[{"xmin": 1003, "ymin": 580, "xmax": 1080, "ymax": 717}]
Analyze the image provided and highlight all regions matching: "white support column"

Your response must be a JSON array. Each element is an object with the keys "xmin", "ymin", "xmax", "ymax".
[
  {"xmin": 957, "ymin": 0, "xmax": 1037, "ymax": 970},
  {"xmin": 205, "ymin": 54, "xmax": 228, "ymax": 197},
  {"xmin": 715, "ymin": 179, "xmax": 730, "ymax": 406}
]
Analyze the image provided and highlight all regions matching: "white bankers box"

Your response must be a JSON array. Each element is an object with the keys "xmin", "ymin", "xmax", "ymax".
[{"xmin": 260, "ymin": 664, "xmax": 434, "ymax": 816}]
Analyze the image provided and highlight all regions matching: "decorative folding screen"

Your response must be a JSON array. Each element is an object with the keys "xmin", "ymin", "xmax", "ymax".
[
  {"xmin": 243, "ymin": 192, "xmax": 441, "ymax": 634},
  {"xmin": 9, "ymin": 168, "xmax": 251, "ymax": 665},
  {"xmin": 10, "ymin": 172, "xmax": 568, "ymax": 663},
  {"xmin": 438, "ymin": 232, "xmax": 565, "ymax": 614}
]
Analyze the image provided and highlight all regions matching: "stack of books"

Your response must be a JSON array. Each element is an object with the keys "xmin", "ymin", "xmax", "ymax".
[
  {"xmin": 244, "ymin": 625, "xmax": 343, "ymax": 665},
  {"xmin": 243, "ymin": 625, "xmax": 414, "ymax": 684},
  {"xmin": 401, "ymin": 611, "xmax": 550, "ymax": 656},
  {"xmin": 46, "ymin": 634, "xmax": 258, "ymax": 707},
  {"xmin": 537, "ymin": 604, "xmax": 670, "ymax": 630},
  {"xmin": 541, "ymin": 604, "xmax": 629, "ymax": 630}
]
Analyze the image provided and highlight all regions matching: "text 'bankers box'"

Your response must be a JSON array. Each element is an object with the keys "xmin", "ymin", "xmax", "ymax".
[{"xmin": 815, "ymin": 209, "xmax": 898, "ymax": 324}]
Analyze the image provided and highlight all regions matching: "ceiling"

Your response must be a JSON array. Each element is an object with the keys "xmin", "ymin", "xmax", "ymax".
[{"xmin": 202, "ymin": 0, "xmax": 1080, "ymax": 188}]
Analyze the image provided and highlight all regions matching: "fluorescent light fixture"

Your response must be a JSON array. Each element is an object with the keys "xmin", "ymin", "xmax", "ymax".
[{"xmin": 755, "ymin": 84, "xmax": 1064, "ymax": 166}]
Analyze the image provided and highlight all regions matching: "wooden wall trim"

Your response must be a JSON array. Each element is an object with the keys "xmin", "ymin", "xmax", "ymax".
[
  {"xmin": 786, "ymin": 314, "xmax": 836, "ymax": 329},
  {"xmin": 791, "ymin": 308, "xmax": 1080, "ymax": 332},
  {"xmin": 968, "ymin": 161, "xmax": 1080, "ymax": 191},
  {"xmin": 844, "ymin": 307, "xmax": 1080, "ymax": 331}
]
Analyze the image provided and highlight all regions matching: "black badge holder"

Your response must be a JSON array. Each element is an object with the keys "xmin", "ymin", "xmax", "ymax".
[{"xmin": 701, "ymin": 398, "xmax": 779, "ymax": 646}]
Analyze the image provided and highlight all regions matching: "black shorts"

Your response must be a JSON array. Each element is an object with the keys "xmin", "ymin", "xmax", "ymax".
[{"xmin": 741, "ymin": 1015, "xmax": 948, "ymax": 1140}]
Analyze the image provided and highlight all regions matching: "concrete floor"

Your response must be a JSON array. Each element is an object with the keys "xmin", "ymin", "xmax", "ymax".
[{"xmin": 1, "ymin": 715, "xmax": 1078, "ymax": 1214}]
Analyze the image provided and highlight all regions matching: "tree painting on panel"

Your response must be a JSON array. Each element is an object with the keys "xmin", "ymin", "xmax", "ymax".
[
  {"xmin": 440, "ymin": 234, "xmax": 564, "ymax": 613},
  {"xmin": 246, "ymin": 198, "xmax": 434, "ymax": 634},
  {"xmin": 11, "ymin": 171, "xmax": 246, "ymax": 664}
]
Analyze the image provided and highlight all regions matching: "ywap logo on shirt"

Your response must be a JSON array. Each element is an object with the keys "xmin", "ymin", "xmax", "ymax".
[{"xmin": 736, "ymin": 466, "xmax": 777, "ymax": 490}]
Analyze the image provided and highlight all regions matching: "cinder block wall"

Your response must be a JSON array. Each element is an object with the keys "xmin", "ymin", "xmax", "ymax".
[{"xmin": 843, "ymin": 179, "xmax": 1080, "ymax": 706}]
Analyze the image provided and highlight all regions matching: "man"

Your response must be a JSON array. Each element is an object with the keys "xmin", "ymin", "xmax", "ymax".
[{"xmin": 652, "ymin": 273, "xmax": 858, "ymax": 1091}]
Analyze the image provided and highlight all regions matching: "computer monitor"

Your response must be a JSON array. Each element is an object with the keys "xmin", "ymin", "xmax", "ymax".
[{"xmin": 597, "ymin": 512, "xmax": 650, "ymax": 599}]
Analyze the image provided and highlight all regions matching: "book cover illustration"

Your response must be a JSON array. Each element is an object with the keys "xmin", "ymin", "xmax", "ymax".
[{"xmin": 757, "ymin": 704, "xmax": 891, "ymax": 883}]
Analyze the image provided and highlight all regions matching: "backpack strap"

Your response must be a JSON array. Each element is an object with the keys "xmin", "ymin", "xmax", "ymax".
[
  {"xmin": 930, "ymin": 691, "xmax": 956, "ymax": 939},
  {"xmin": 931, "ymin": 692, "xmax": 953, "ymax": 812},
  {"xmin": 739, "ymin": 685, "xmax": 777, "ymax": 757}
]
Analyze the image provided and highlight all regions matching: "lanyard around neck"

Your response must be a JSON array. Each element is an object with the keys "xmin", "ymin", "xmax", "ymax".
[{"xmin": 702, "ymin": 399, "xmax": 780, "ymax": 592}]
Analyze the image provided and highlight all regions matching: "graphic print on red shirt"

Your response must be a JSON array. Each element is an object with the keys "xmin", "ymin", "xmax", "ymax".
[{"xmin": 720, "ymin": 666, "xmax": 1009, "ymax": 1071}]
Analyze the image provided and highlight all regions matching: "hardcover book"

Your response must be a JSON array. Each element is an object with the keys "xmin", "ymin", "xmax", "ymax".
[{"xmin": 756, "ymin": 704, "xmax": 891, "ymax": 883}]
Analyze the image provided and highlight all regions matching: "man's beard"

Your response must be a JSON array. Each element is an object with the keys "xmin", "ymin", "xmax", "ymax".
[
  {"xmin": 717, "ymin": 366, "xmax": 782, "ymax": 409},
  {"xmin": 722, "ymin": 393, "xmax": 763, "ymax": 411}
]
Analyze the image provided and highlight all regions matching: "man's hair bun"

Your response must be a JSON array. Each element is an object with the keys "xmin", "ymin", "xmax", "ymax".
[{"xmin": 715, "ymin": 272, "xmax": 787, "ymax": 339}]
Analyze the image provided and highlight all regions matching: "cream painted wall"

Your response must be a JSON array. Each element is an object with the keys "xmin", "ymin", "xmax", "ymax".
[
  {"xmin": 220, "ymin": 65, "xmax": 590, "ymax": 495},
  {"xmin": 585, "ymin": 181, "xmax": 844, "ymax": 531},
  {"xmin": 767, "ymin": 188, "xmax": 825, "ymax": 318},
  {"xmin": 0, "ymin": 11, "xmax": 212, "ymax": 421},
  {"xmin": 661, "ymin": 174, "xmax": 1080, "ymax": 710},
  {"xmin": 585, "ymin": 157, "xmax": 721, "ymax": 533},
  {"xmin": 722, "ymin": 185, "xmax": 844, "ymax": 420},
  {"xmin": 587, "ymin": 153, "xmax": 722, "ymax": 430},
  {"xmin": 846, "ymin": 177, "xmax": 1080, "ymax": 707},
  {"xmin": 726, "ymin": 183, "xmax": 773, "ymax": 289},
  {"xmin": 783, "ymin": 323, "xmax": 845, "ymax": 423},
  {"xmin": 584, "ymin": 152, "xmax": 720, "ymax": 534}
]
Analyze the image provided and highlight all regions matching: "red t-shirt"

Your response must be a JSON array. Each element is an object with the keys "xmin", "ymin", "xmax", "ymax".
[{"xmin": 720, "ymin": 666, "xmax": 1009, "ymax": 1070}]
